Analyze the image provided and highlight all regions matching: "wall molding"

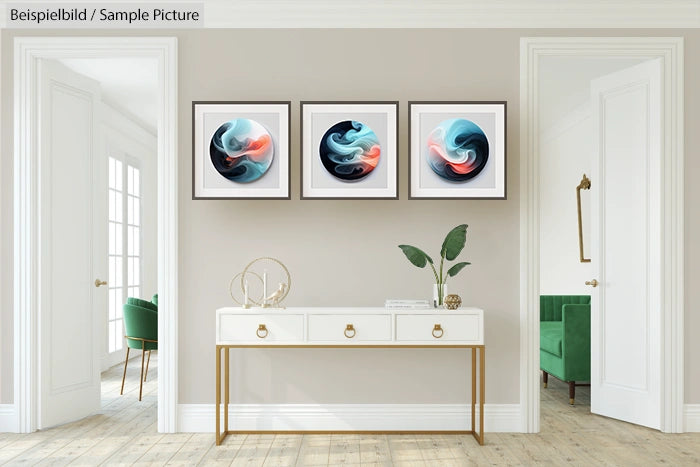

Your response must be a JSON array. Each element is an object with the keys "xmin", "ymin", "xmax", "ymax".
[
  {"xmin": 13, "ymin": 36, "xmax": 178, "ymax": 433},
  {"xmin": 178, "ymin": 404, "xmax": 521, "ymax": 433},
  {"xmin": 520, "ymin": 37, "xmax": 685, "ymax": 433},
  {"xmin": 201, "ymin": 1, "xmax": 700, "ymax": 28},
  {"xmin": 0, "ymin": 404, "xmax": 17, "ymax": 432},
  {"xmin": 685, "ymin": 405, "xmax": 700, "ymax": 432}
]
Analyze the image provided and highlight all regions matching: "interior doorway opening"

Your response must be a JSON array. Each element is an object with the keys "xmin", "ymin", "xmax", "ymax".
[
  {"xmin": 520, "ymin": 37, "xmax": 684, "ymax": 434},
  {"xmin": 12, "ymin": 37, "xmax": 178, "ymax": 434}
]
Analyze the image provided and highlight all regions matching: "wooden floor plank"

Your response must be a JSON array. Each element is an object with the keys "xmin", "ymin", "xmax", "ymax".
[
  {"xmin": 386, "ymin": 435, "xmax": 425, "ymax": 465},
  {"xmin": 359, "ymin": 434, "xmax": 392, "ymax": 465},
  {"xmin": 294, "ymin": 435, "xmax": 330, "ymax": 466},
  {"xmin": 134, "ymin": 432, "xmax": 193, "ymax": 465},
  {"xmin": 166, "ymin": 433, "xmax": 212, "ymax": 466},
  {"xmin": 229, "ymin": 436, "xmax": 273, "ymax": 467},
  {"xmin": 327, "ymin": 434, "xmax": 361, "ymax": 465},
  {"xmin": 261, "ymin": 435, "xmax": 302, "ymax": 467}
]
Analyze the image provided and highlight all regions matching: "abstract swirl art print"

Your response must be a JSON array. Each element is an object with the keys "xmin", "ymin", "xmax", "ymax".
[
  {"xmin": 426, "ymin": 118, "xmax": 489, "ymax": 182},
  {"xmin": 319, "ymin": 120, "xmax": 381, "ymax": 181},
  {"xmin": 209, "ymin": 118, "xmax": 274, "ymax": 183}
]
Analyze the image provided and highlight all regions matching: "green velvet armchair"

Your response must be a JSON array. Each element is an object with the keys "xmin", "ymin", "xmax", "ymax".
[
  {"xmin": 121, "ymin": 300, "xmax": 158, "ymax": 401},
  {"xmin": 540, "ymin": 295, "xmax": 591, "ymax": 404}
]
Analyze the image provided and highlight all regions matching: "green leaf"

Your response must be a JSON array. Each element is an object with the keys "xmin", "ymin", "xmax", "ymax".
[
  {"xmin": 447, "ymin": 262, "xmax": 471, "ymax": 277},
  {"xmin": 440, "ymin": 224, "xmax": 468, "ymax": 261},
  {"xmin": 398, "ymin": 245, "xmax": 434, "ymax": 268}
]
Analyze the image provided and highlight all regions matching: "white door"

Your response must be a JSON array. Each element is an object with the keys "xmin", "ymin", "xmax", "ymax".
[
  {"xmin": 589, "ymin": 59, "xmax": 662, "ymax": 429},
  {"xmin": 38, "ymin": 60, "xmax": 105, "ymax": 428}
]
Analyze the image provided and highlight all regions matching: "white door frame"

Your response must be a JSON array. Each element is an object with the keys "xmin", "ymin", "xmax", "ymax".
[
  {"xmin": 13, "ymin": 36, "xmax": 178, "ymax": 433},
  {"xmin": 519, "ymin": 37, "xmax": 684, "ymax": 433}
]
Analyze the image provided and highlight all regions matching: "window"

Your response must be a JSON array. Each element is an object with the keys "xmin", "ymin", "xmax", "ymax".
[{"xmin": 108, "ymin": 156, "xmax": 142, "ymax": 353}]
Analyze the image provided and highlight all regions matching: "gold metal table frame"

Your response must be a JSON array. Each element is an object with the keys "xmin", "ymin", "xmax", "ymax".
[{"xmin": 215, "ymin": 344, "xmax": 485, "ymax": 446}]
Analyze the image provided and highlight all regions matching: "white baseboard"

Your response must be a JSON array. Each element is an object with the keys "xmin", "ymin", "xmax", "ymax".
[
  {"xmin": 685, "ymin": 404, "xmax": 700, "ymax": 432},
  {"xmin": 0, "ymin": 404, "xmax": 17, "ymax": 432},
  {"xmin": 178, "ymin": 403, "xmax": 521, "ymax": 433}
]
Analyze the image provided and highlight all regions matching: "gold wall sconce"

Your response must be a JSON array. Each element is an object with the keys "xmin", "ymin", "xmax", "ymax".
[{"xmin": 576, "ymin": 174, "xmax": 591, "ymax": 263}]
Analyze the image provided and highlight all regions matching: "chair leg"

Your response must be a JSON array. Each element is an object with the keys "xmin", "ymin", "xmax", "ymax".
[
  {"xmin": 139, "ymin": 342, "xmax": 146, "ymax": 401},
  {"xmin": 543, "ymin": 370, "xmax": 548, "ymax": 388},
  {"xmin": 120, "ymin": 348, "xmax": 130, "ymax": 395},
  {"xmin": 144, "ymin": 350, "xmax": 151, "ymax": 382},
  {"xmin": 569, "ymin": 381, "xmax": 575, "ymax": 405}
]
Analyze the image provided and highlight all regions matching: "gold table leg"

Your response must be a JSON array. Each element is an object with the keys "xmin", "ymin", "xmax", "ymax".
[
  {"xmin": 478, "ymin": 346, "xmax": 485, "ymax": 445},
  {"xmin": 225, "ymin": 347, "xmax": 230, "ymax": 434},
  {"xmin": 471, "ymin": 347, "xmax": 476, "ymax": 435},
  {"xmin": 216, "ymin": 346, "xmax": 221, "ymax": 446}
]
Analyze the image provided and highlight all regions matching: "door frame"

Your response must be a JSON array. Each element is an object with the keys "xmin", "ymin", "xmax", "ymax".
[
  {"xmin": 519, "ymin": 37, "xmax": 684, "ymax": 433},
  {"xmin": 13, "ymin": 36, "xmax": 178, "ymax": 433}
]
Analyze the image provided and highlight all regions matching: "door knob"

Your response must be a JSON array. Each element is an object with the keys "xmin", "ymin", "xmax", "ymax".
[
  {"xmin": 585, "ymin": 279, "xmax": 599, "ymax": 287},
  {"xmin": 94, "ymin": 279, "xmax": 108, "ymax": 287}
]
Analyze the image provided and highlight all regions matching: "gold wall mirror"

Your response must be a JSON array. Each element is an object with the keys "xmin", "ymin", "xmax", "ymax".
[{"xmin": 576, "ymin": 174, "xmax": 591, "ymax": 263}]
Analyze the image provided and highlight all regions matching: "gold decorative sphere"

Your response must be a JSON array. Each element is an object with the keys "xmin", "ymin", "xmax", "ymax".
[{"xmin": 444, "ymin": 294, "xmax": 462, "ymax": 310}]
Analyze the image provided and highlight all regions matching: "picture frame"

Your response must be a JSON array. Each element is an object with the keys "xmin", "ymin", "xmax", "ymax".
[
  {"xmin": 192, "ymin": 101, "xmax": 291, "ymax": 199},
  {"xmin": 408, "ymin": 101, "xmax": 506, "ymax": 199},
  {"xmin": 300, "ymin": 101, "xmax": 399, "ymax": 199}
]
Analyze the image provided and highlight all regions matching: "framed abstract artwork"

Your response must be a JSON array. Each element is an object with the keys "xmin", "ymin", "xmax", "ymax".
[
  {"xmin": 409, "ymin": 101, "xmax": 506, "ymax": 199},
  {"xmin": 301, "ymin": 101, "xmax": 398, "ymax": 199},
  {"xmin": 192, "ymin": 101, "xmax": 290, "ymax": 199}
]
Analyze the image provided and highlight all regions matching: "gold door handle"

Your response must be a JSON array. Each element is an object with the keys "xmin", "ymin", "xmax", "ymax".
[
  {"xmin": 344, "ymin": 324, "xmax": 356, "ymax": 338},
  {"xmin": 432, "ymin": 324, "xmax": 444, "ymax": 339},
  {"xmin": 585, "ymin": 279, "xmax": 599, "ymax": 287},
  {"xmin": 256, "ymin": 324, "xmax": 268, "ymax": 339},
  {"xmin": 576, "ymin": 174, "xmax": 592, "ymax": 263},
  {"xmin": 94, "ymin": 279, "xmax": 107, "ymax": 287}
]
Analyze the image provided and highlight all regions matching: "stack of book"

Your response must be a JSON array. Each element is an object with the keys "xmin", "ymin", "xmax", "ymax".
[{"xmin": 385, "ymin": 299, "xmax": 431, "ymax": 309}]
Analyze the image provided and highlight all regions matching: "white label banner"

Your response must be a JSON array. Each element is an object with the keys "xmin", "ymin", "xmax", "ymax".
[{"xmin": 6, "ymin": 3, "xmax": 203, "ymax": 28}]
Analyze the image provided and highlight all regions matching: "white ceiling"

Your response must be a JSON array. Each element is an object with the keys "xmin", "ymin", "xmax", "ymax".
[{"xmin": 58, "ymin": 58, "xmax": 158, "ymax": 133}]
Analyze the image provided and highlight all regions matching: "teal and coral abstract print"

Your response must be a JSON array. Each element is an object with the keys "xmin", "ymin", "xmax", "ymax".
[
  {"xmin": 319, "ymin": 120, "xmax": 381, "ymax": 181},
  {"xmin": 210, "ymin": 118, "xmax": 274, "ymax": 183},
  {"xmin": 427, "ymin": 118, "xmax": 489, "ymax": 182}
]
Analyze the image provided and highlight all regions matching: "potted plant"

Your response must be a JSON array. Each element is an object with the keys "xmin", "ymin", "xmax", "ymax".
[{"xmin": 398, "ymin": 224, "xmax": 471, "ymax": 307}]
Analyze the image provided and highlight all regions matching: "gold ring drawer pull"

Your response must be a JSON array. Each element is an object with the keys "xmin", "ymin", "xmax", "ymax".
[
  {"xmin": 256, "ymin": 324, "xmax": 268, "ymax": 339},
  {"xmin": 432, "ymin": 324, "xmax": 444, "ymax": 339},
  {"xmin": 344, "ymin": 324, "xmax": 356, "ymax": 339}
]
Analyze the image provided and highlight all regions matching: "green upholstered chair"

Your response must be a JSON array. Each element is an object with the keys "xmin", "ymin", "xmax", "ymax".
[
  {"xmin": 540, "ymin": 295, "xmax": 591, "ymax": 405},
  {"xmin": 121, "ymin": 301, "xmax": 158, "ymax": 401},
  {"xmin": 127, "ymin": 296, "xmax": 157, "ymax": 312},
  {"xmin": 151, "ymin": 294, "xmax": 158, "ymax": 306}
]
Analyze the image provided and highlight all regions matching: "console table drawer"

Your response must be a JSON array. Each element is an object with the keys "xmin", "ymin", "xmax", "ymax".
[
  {"xmin": 308, "ymin": 314, "xmax": 391, "ymax": 342},
  {"xmin": 396, "ymin": 314, "xmax": 482, "ymax": 343},
  {"xmin": 218, "ymin": 314, "xmax": 304, "ymax": 343}
]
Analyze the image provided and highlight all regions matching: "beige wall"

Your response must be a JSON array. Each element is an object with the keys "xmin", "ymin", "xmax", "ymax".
[{"xmin": 1, "ymin": 29, "xmax": 699, "ymax": 408}]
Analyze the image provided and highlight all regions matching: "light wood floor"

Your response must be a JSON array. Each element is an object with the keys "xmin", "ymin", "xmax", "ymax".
[{"xmin": 1, "ymin": 357, "xmax": 698, "ymax": 466}]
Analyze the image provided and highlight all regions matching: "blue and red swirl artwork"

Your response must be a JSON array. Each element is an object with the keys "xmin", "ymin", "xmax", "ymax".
[
  {"xmin": 210, "ymin": 118, "xmax": 274, "ymax": 183},
  {"xmin": 319, "ymin": 120, "xmax": 381, "ymax": 181},
  {"xmin": 427, "ymin": 118, "xmax": 489, "ymax": 182}
]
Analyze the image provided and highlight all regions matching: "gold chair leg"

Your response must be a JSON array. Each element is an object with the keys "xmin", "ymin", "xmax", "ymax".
[
  {"xmin": 144, "ymin": 350, "xmax": 151, "ymax": 382},
  {"xmin": 120, "ymin": 347, "xmax": 130, "ymax": 395},
  {"xmin": 139, "ymin": 342, "xmax": 146, "ymax": 401}
]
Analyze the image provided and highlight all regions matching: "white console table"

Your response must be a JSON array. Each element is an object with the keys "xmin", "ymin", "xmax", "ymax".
[{"xmin": 215, "ymin": 307, "xmax": 485, "ymax": 445}]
